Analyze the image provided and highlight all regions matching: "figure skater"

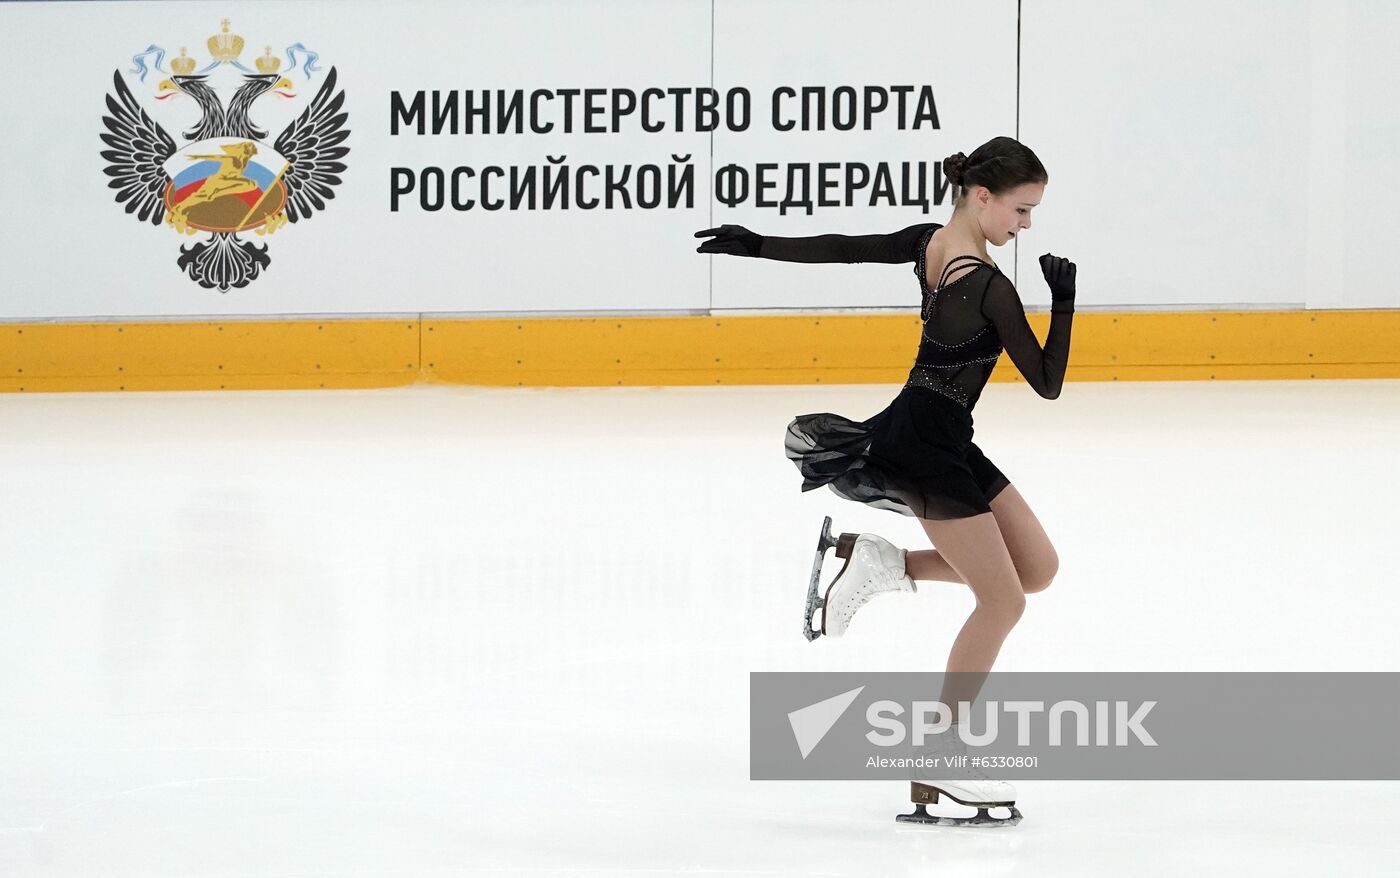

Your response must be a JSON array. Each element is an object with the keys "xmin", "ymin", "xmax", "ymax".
[{"xmin": 695, "ymin": 136, "xmax": 1076, "ymax": 827}]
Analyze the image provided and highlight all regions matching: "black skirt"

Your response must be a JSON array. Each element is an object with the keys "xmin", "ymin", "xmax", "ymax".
[{"xmin": 784, "ymin": 386, "xmax": 1011, "ymax": 520}]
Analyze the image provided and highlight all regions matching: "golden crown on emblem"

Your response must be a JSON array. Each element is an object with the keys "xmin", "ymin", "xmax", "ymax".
[
  {"xmin": 207, "ymin": 19, "xmax": 244, "ymax": 62},
  {"xmin": 170, "ymin": 47, "xmax": 196, "ymax": 75},
  {"xmin": 255, "ymin": 46, "xmax": 281, "ymax": 74}
]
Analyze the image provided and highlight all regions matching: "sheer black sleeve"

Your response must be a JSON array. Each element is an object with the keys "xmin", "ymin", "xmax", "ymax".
[
  {"xmin": 980, "ymin": 273, "xmax": 1074, "ymax": 399},
  {"xmin": 757, "ymin": 222, "xmax": 938, "ymax": 264}
]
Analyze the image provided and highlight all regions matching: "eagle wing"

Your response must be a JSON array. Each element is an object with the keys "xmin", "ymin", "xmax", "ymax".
[
  {"xmin": 100, "ymin": 70, "xmax": 177, "ymax": 225},
  {"xmin": 273, "ymin": 66, "xmax": 350, "ymax": 222}
]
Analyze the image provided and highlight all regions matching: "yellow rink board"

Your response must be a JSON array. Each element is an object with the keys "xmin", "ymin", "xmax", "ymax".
[{"xmin": 2, "ymin": 310, "xmax": 1399, "ymax": 392}]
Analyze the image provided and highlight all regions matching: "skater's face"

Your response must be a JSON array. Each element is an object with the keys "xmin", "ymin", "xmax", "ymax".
[{"xmin": 970, "ymin": 182, "xmax": 1044, "ymax": 247}]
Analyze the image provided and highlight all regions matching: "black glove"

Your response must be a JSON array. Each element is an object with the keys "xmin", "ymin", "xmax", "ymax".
[
  {"xmin": 1039, "ymin": 253, "xmax": 1076, "ymax": 311},
  {"xmin": 695, "ymin": 224, "xmax": 764, "ymax": 258}
]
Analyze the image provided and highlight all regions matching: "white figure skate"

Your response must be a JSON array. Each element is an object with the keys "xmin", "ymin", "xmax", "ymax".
[
  {"xmin": 801, "ymin": 517, "xmax": 916, "ymax": 640},
  {"xmin": 898, "ymin": 721, "xmax": 1023, "ymax": 827}
]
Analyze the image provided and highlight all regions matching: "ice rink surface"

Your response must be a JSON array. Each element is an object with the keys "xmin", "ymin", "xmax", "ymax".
[{"xmin": 2, "ymin": 379, "xmax": 1398, "ymax": 876}]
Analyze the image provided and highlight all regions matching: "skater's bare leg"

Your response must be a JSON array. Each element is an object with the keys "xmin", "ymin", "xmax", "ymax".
[
  {"xmin": 903, "ymin": 549, "xmax": 964, "ymax": 584},
  {"xmin": 987, "ymin": 484, "xmax": 1059, "ymax": 594},
  {"xmin": 905, "ymin": 485, "xmax": 1058, "ymax": 594},
  {"xmin": 917, "ymin": 511, "xmax": 1025, "ymax": 722}
]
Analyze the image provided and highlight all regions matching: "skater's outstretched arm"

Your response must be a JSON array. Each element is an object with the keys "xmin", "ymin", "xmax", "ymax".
[
  {"xmin": 695, "ymin": 222, "xmax": 937, "ymax": 264},
  {"xmin": 980, "ymin": 254, "xmax": 1077, "ymax": 399}
]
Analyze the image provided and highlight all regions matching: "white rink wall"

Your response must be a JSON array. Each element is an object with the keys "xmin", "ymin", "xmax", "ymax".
[{"xmin": 1, "ymin": 0, "xmax": 1396, "ymax": 320}]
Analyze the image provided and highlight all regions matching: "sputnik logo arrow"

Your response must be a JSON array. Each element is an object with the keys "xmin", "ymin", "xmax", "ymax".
[{"xmin": 788, "ymin": 686, "xmax": 864, "ymax": 759}]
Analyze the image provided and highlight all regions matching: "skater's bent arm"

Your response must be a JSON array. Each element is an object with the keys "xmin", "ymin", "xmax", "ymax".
[
  {"xmin": 981, "ymin": 274, "xmax": 1074, "ymax": 399},
  {"xmin": 759, "ymin": 222, "xmax": 935, "ymax": 264}
]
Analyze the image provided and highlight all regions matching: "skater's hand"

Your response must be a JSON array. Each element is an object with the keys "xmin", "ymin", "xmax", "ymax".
[
  {"xmin": 695, "ymin": 224, "xmax": 764, "ymax": 258},
  {"xmin": 1039, "ymin": 253, "xmax": 1076, "ymax": 311}
]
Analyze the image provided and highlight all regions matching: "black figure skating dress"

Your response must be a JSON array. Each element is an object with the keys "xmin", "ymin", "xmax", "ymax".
[{"xmin": 777, "ymin": 223, "xmax": 1075, "ymax": 520}]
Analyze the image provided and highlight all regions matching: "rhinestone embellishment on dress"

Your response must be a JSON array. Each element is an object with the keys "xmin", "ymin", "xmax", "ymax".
[
  {"xmin": 904, "ymin": 361, "xmax": 1000, "ymax": 408},
  {"xmin": 906, "ymin": 227, "xmax": 1003, "ymax": 409},
  {"xmin": 914, "ymin": 227, "xmax": 996, "ymax": 322}
]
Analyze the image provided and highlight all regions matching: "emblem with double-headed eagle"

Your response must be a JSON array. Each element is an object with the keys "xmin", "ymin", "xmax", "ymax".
[{"xmin": 100, "ymin": 20, "xmax": 350, "ymax": 292}]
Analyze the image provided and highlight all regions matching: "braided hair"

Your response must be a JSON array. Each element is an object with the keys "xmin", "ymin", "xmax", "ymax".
[{"xmin": 942, "ymin": 136, "xmax": 1048, "ymax": 203}]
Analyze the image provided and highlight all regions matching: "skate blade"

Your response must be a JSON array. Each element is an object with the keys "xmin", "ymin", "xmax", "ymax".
[
  {"xmin": 818, "ymin": 547, "xmax": 855, "ymax": 637},
  {"xmin": 802, "ymin": 516, "xmax": 839, "ymax": 641},
  {"xmin": 895, "ymin": 802, "xmax": 1023, "ymax": 828}
]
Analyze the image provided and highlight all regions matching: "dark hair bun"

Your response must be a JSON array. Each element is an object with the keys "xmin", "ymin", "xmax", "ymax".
[
  {"xmin": 943, "ymin": 152, "xmax": 970, "ymax": 186},
  {"xmin": 943, "ymin": 137, "xmax": 1047, "ymax": 202}
]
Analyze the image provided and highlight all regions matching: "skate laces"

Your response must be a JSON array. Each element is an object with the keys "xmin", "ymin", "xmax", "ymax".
[
  {"xmin": 834, "ymin": 540, "xmax": 912, "ymax": 627},
  {"xmin": 838, "ymin": 545, "xmax": 906, "ymax": 623},
  {"xmin": 918, "ymin": 727, "xmax": 994, "ymax": 783},
  {"xmin": 944, "ymin": 726, "xmax": 994, "ymax": 781}
]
